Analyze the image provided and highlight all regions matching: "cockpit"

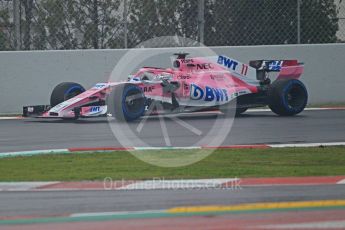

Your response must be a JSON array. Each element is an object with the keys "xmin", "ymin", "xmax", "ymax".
[{"xmin": 128, "ymin": 70, "xmax": 173, "ymax": 82}]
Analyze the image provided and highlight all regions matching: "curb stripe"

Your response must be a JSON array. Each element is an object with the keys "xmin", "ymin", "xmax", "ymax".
[
  {"xmin": 0, "ymin": 142, "xmax": 344, "ymax": 159},
  {"xmin": 117, "ymin": 178, "xmax": 236, "ymax": 190},
  {"xmin": 1, "ymin": 176, "xmax": 344, "ymax": 192},
  {"xmin": 134, "ymin": 146, "xmax": 201, "ymax": 151},
  {"xmin": 0, "ymin": 182, "xmax": 60, "ymax": 191},
  {"xmin": 337, "ymin": 179, "xmax": 345, "ymax": 184}
]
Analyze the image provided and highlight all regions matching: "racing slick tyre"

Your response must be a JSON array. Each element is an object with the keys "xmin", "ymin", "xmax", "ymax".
[
  {"xmin": 108, "ymin": 83, "xmax": 146, "ymax": 122},
  {"xmin": 268, "ymin": 79, "xmax": 308, "ymax": 116},
  {"xmin": 50, "ymin": 82, "xmax": 85, "ymax": 107}
]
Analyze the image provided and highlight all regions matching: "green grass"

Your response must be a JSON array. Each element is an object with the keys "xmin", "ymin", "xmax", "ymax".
[{"xmin": 0, "ymin": 147, "xmax": 345, "ymax": 181}]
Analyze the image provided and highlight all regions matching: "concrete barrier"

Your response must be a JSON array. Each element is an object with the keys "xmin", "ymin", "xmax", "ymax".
[{"xmin": 0, "ymin": 44, "xmax": 344, "ymax": 114}]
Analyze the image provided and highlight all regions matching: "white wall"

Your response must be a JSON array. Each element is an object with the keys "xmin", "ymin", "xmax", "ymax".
[{"xmin": 0, "ymin": 44, "xmax": 344, "ymax": 114}]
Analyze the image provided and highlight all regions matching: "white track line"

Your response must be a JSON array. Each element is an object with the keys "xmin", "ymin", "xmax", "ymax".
[
  {"xmin": 0, "ymin": 116, "xmax": 22, "ymax": 120},
  {"xmin": 0, "ymin": 149, "xmax": 68, "ymax": 158},
  {"xmin": 269, "ymin": 142, "xmax": 345, "ymax": 148},
  {"xmin": 247, "ymin": 107, "xmax": 345, "ymax": 113},
  {"xmin": 70, "ymin": 210, "xmax": 165, "ymax": 218},
  {"xmin": 262, "ymin": 220, "xmax": 345, "ymax": 229}
]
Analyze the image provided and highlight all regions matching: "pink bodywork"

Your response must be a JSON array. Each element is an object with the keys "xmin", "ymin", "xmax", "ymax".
[{"xmin": 41, "ymin": 56, "xmax": 304, "ymax": 118}]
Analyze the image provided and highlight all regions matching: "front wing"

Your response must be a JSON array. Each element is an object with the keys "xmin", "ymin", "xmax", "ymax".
[{"xmin": 23, "ymin": 105, "xmax": 108, "ymax": 118}]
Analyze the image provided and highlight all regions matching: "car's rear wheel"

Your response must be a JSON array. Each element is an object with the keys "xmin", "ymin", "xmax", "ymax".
[
  {"xmin": 268, "ymin": 79, "xmax": 308, "ymax": 116},
  {"xmin": 107, "ymin": 83, "xmax": 146, "ymax": 121},
  {"xmin": 50, "ymin": 82, "xmax": 85, "ymax": 107}
]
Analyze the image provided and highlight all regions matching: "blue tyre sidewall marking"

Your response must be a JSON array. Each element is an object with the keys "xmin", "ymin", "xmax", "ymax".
[
  {"xmin": 64, "ymin": 85, "xmax": 85, "ymax": 99},
  {"xmin": 282, "ymin": 80, "xmax": 308, "ymax": 113},
  {"xmin": 121, "ymin": 85, "xmax": 145, "ymax": 120}
]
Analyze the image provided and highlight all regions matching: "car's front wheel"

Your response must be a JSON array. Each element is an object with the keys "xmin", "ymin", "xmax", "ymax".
[
  {"xmin": 50, "ymin": 82, "xmax": 85, "ymax": 107},
  {"xmin": 107, "ymin": 83, "xmax": 146, "ymax": 121},
  {"xmin": 50, "ymin": 82, "xmax": 85, "ymax": 120}
]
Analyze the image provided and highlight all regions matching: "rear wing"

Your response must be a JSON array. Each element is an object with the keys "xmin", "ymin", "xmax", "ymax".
[
  {"xmin": 210, "ymin": 55, "xmax": 304, "ymax": 81},
  {"xmin": 249, "ymin": 60, "xmax": 304, "ymax": 80}
]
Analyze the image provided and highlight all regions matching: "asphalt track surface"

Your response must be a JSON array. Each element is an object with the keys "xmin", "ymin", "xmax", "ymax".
[
  {"xmin": 1, "ymin": 110, "xmax": 345, "ymax": 228},
  {"xmin": 1, "ymin": 184, "xmax": 345, "ymax": 217},
  {"xmin": 1, "ymin": 109, "xmax": 345, "ymax": 152}
]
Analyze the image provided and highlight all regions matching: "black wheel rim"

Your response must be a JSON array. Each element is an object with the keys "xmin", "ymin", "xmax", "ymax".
[
  {"xmin": 124, "ymin": 90, "xmax": 145, "ymax": 115},
  {"xmin": 286, "ymin": 84, "xmax": 306, "ymax": 110}
]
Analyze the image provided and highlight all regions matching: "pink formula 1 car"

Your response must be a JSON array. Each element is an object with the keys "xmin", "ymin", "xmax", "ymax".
[{"xmin": 23, "ymin": 53, "xmax": 308, "ymax": 121}]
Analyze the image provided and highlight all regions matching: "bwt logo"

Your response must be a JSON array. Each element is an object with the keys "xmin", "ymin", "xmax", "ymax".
[
  {"xmin": 191, "ymin": 84, "xmax": 229, "ymax": 102},
  {"xmin": 217, "ymin": 55, "xmax": 238, "ymax": 71},
  {"xmin": 90, "ymin": 106, "xmax": 100, "ymax": 112}
]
